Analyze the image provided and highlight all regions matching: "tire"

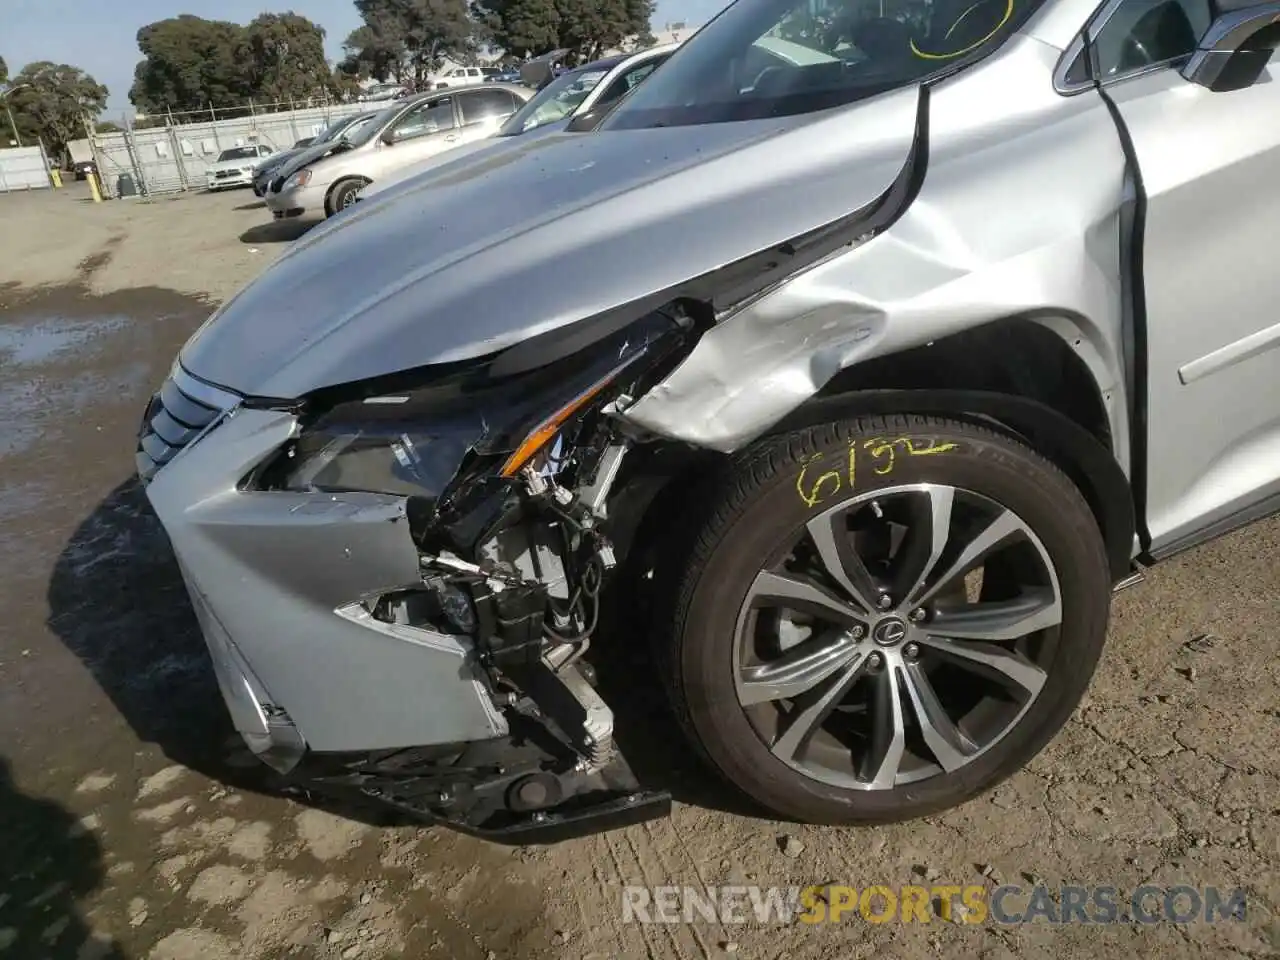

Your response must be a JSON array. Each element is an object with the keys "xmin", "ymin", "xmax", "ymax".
[
  {"xmin": 326, "ymin": 178, "xmax": 367, "ymax": 216},
  {"xmin": 660, "ymin": 413, "xmax": 1111, "ymax": 824}
]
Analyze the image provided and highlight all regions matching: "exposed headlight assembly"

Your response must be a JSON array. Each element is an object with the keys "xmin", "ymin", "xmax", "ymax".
[
  {"xmin": 286, "ymin": 169, "xmax": 313, "ymax": 189},
  {"xmin": 262, "ymin": 310, "xmax": 693, "ymax": 514}
]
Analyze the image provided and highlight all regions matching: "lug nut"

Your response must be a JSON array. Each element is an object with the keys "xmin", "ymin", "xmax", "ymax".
[
  {"xmin": 877, "ymin": 594, "xmax": 893, "ymax": 610},
  {"xmin": 910, "ymin": 608, "xmax": 927, "ymax": 622},
  {"xmin": 850, "ymin": 625, "xmax": 866, "ymax": 640},
  {"xmin": 903, "ymin": 642, "xmax": 920, "ymax": 660},
  {"xmin": 867, "ymin": 652, "xmax": 883, "ymax": 669}
]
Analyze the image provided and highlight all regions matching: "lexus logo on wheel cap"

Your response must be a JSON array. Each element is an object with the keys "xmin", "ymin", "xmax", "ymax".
[{"xmin": 872, "ymin": 618, "xmax": 908, "ymax": 647}]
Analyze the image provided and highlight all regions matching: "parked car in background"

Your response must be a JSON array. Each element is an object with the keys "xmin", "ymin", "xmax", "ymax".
[
  {"xmin": 252, "ymin": 113, "xmax": 380, "ymax": 197},
  {"xmin": 205, "ymin": 144, "xmax": 278, "ymax": 192},
  {"xmin": 265, "ymin": 85, "xmax": 530, "ymax": 219},
  {"xmin": 359, "ymin": 45, "xmax": 680, "ymax": 203},
  {"xmin": 358, "ymin": 83, "xmax": 405, "ymax": 102},
  {"xmin": 433, "ymin": 66, "xmax": 502, "ymax": 88},
  {"xmin": 487, "ymin": 69, "xmax": 524, "ymax": 84},
  {"xmin": 70, "ymin": 158, "xmax": 98, "ymax": 181}
]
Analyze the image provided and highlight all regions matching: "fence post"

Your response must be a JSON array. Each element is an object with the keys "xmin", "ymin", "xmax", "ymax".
[
  {"xmin": 168, "ymin": 123, "xmax": 189, "ymax": 192},
  {"xmin": 209, "ymin": 102, "xmax": 223, "ymax": 153},
  {"xmin": 82, "ymin": 110, "xmax": 108, "ymax": 199},
  {"xmin": 122, "ymin": 114, "xmax": 149, "ymax": 197},
  {"xmin": 37, "ymin": 136, "xmax": 55, "ymax": 188}
]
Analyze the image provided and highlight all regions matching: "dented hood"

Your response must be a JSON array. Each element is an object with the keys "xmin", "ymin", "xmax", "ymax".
[{"xmin": 179, "ymin": 86, "xmax": 922, "ymax": 399}]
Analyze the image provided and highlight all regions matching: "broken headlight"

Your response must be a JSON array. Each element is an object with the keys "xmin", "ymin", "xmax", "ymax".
[{"xmin": 268, "ymin": 309, "xmax": 691, "ymax": 504}]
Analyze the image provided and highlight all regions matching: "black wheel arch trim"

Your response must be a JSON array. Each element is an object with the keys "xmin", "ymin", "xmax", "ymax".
[{"xmin": 765, "ymin": 388, "xmax": 1137, "ymax": 583}]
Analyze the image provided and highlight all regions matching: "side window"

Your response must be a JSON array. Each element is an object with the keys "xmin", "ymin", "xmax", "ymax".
[
  {"xmin": 1091, "ymin": 0, "xmax": 1212, "ymax": 81},
  {"xmin": 596, "ymin": 60, "xmax": 665, "ymax": 106},
  {"xmin": 459, "ymin": 89, "xmax": 520, "ymax": 124},
  {"xmin": 389, "ymin": 98, "xmax": 456, "ymax": 141}
]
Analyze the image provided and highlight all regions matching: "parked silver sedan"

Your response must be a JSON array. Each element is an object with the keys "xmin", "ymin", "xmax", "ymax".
[{"xmin": 264, "ymin": 85, "xmax": 531, "ymax": 219}]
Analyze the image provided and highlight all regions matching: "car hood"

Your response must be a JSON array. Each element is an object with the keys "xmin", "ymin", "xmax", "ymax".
[
  {"xmin": 256, "ymin": 147, "xmax": 304, "ymax": 174},
  {"xmin": 180, "ymin": 86, "xmax": 922, "ymax": 399},
  {"xmin": 358, "ymin": 120, "xmax": 571, "ymax": 201},
  {"xmin": 273, "ymin": 138, "xmax": 360, "ymax": 184}
]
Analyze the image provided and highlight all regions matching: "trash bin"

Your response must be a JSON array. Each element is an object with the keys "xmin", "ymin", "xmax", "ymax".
[{"xmin": 117, "ymin": 173, "xmax": 137, "ymax": 198}]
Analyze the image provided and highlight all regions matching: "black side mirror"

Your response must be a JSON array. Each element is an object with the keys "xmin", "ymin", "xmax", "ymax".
[{"xmin": 1182, "ymin": 2, "xmax": 1280, "ymax": 91}]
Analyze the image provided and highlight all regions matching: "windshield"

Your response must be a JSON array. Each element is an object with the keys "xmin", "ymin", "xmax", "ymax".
[
  {"xmin": 217, "ymin": 147, "xmax": 260, "ymax": 162},
  {"xmin": 343, "ymin": 104, "xmax": 404, "ymax": 146},
  {"xmin": 498, "ymin": 67, "xmax": 609, "ymax": 135},
  {"xmin": 605, "ymin": 0, "xmax": 1040, "ymax": 128}
]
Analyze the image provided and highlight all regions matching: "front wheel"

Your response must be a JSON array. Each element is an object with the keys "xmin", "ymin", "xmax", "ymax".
[
  {"xmin": 661, "ymin": 414, "xmax": 1111, "ymax": 824},
  {"xmin": 326, "ymin": 178, "xmax": 367, "ymax": 216}
]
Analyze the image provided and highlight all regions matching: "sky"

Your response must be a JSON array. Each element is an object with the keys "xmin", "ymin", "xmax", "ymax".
[{"xmin": 1, "ymin": 0, "xmax": 729, "ymax": 116}]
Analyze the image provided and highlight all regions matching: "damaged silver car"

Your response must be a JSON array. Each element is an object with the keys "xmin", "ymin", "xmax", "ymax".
[{"xmin": 137, "ymin": 0, "xmax": 1280, "ymax": 839}]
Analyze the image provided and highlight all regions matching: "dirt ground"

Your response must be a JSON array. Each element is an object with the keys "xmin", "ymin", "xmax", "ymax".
[{"xmin": 0, "ymin": 183, "xmax": 1277, "ymax": 960}]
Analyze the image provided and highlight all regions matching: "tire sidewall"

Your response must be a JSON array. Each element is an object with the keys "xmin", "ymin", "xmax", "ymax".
[{"xmin": 677, "ymin": 421, "xmax": 1111, "ymax": 823}]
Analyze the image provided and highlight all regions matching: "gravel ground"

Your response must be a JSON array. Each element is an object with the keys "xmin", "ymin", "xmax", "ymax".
[{"xmin": 1, "ymin": 184, "xmax": 1277, "ymax": 960}]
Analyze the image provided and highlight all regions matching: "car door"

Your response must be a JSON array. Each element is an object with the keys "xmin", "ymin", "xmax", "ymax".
[
  {"xmin": 373, "ymin": 97, "xmax": 461, "ymax": 177},
  {"xmin": 1070, "ymin": 0, "xmax": 1280, "ymax": 551},
  {"xmin": 454, "ymin": 89, "xmax": 523, "ymax": 144}
]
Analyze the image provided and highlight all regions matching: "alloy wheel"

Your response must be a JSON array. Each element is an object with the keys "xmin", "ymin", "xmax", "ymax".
[{"xmin": 732, "ymin": 483, "xmax": 1062, "ymax": 791}]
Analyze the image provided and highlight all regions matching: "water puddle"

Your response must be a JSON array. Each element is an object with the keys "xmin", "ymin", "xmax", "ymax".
[{"xmin": 0, "ymin": 315, "xmax": 129, "ymax": 366}]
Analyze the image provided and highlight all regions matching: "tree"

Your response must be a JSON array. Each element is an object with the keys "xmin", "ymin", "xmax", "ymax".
[
  {"xmin": 341, "ymin": 23, "xmax": 410, "ymax": 82},
  {"xmin": 476, "ymin": 0, "xmax": 561, "ymax": 58},
  {"xmin": 477, "ymin": 0, "xmax": 655, "ymax": 60},
  {"xmin": 0, "ymin": 55, "xmax": 9, "ymax": 86},
  {"xmin": 130, "ymin": 15, "xmax": 252, "ymax": 113},
  {"xmin": 6, "ymin": 62, "xmax": 108, "ymax": 155},
  {"xmin": 244, "ymin": 13, "xmax": 334, "ymax": 104},
  {"xmin": 344, "ymin": 0, "xmax": 478, "ymax": 86}
]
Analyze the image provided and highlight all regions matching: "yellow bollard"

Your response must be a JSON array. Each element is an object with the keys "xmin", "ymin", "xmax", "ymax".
[
  {"xmin": 50, "ymin": 168, "xmax": 63, "ymax": 188},
  {"xmin": 87, "ymin": 171, "xmax": 103, "ymax": 203}
]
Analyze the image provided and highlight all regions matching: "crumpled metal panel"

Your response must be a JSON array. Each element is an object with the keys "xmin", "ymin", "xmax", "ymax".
[
  {"xmin": 145, "ymin": 407, "xmax": 507, "ymax": 753},
  {"xmin": 622, "ymin": 37, "xmax": 1131, "ymax": 467}
]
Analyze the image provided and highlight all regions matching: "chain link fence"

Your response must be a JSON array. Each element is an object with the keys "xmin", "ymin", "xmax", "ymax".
[{"xmin": 88, "ymin": 100, "xmax": 373, "ymax": 199}]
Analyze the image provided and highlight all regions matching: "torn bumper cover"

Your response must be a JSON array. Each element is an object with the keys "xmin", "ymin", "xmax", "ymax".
[
  {"xmin": 138, "ymin": 382, "xmax": 668, "ymax": 841},
  {"xmin": 144, "ymin": 405, "xmax": 508, "ymax": 757}
]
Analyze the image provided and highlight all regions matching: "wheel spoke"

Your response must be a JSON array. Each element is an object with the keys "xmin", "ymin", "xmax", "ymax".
[
  {"xmin": 747, "ymin": 570, "xmax": 862, "ymax": 625},
  {"xmin": 897, "ymin": 486, "xmax": 955, "ymax": 607},
  {"xmin": 917, "ymin": 634, "xmax": 1047, "ymax": 697},
  {"xmin": 929, "ymin": 588, "xmax": 1061, "ymax": 641},
  {"xmin": 806, "ymin": 510, "xmax": 881, "ymax": 612},
  {"xmin": 902, "ymin": 661, "xmax": 977, "ymax": 773},
  {"xmin": 770, "ymin": 651, "xmax": 871, "ymax": 762},
  {"xmin": 911, "ymin": 508, "xmax": 1026, "ymax": 608},
  {"xmin": 740, "ymin": 630, "xmax": 862, "ymax": 706},
  {"xmin": 860, "ymin": 665, "xmax": 907, "ymax": 789}
]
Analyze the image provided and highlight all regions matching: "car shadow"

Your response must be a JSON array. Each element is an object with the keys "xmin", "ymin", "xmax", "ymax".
[
  {"xmin": 47, "ymin": 478, "xmax": 759, "ymax": 840},
  {"xmin": 588, "ymin": 573, "xmax": 771, "ymax": 822},
  {"xmin": 239, "ymin": 220, "xmax": 314, "ymax": 244},
  {"xmin": 233, "ymin": 200, "xmax": 266, "ymax": 211},
  {"xmin": 0, "ymin": 757, "xmax": 125, "ymax": 959}
]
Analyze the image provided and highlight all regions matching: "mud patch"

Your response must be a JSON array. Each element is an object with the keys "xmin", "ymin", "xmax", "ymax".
[
  {"xmin": 150, "ymin": 927, "xmax": 238, "ymax": 960},
  {"xmin": 227, "ymin": 820, "xmax": 273, "ymax": 861},
  {"xmin": 77, "ymin": 235, "xmax": 123, "ymax": 281},
  {"xmin": 138, "ymin": 765, "xmax": 187, "ymax": 799},
  {"xmin": 295, "ymin": 808, "xmax": 370, "ymax": 862},
  {"xmin": 187, "ymin": 864, "xmax": 253, "ymax": 905},
  {"xmin": 74, "ymin": 772, "xmax": 116, "ymax": 794}
]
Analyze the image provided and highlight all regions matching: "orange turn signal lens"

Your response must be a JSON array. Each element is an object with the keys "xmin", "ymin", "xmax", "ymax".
[{"xmin": 498, "ymin": 361, "xmax": 631, "ymax": 478}]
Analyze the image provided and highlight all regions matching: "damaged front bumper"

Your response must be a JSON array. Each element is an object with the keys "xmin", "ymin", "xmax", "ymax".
[{"xmin": 137, "ymin": 370, "xmax": 669, "ymax": 841}]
